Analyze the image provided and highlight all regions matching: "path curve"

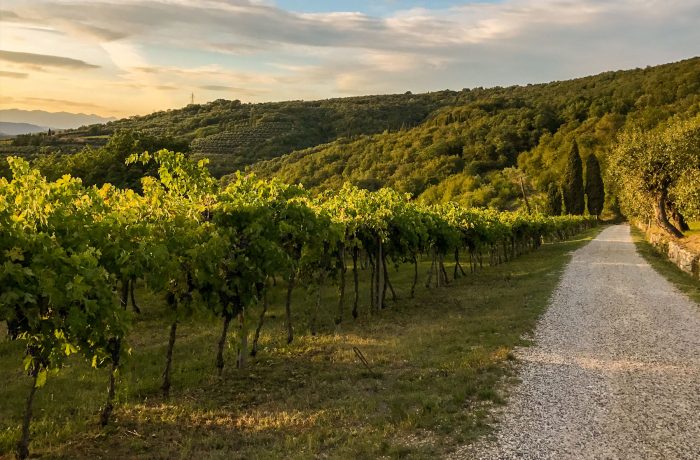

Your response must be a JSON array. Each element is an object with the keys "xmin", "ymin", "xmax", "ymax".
[{"xmin": 454, "ymin": 224, "xmax": 700, "ymax": 459}]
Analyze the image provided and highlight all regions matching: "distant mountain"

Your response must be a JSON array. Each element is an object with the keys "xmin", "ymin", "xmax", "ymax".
[
  {"xmin": 0, "ymin": 122, "xmax": 47, "ymax": 137},
  {"xmin": 0, "ymin": 109, "xmax": 115, "ymax": 130}
]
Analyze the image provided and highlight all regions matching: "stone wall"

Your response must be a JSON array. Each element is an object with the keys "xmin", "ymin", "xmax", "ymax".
[
  {"xmin": 666, "ymin": 240, "xmax": 700, "ymax": 278},
  {"xmin": 635, "ymin": 222, "xmax": 700, "ymax": 280}
]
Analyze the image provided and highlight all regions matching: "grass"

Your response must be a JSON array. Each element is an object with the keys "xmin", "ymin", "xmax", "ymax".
[
  {"xmin": 0, "ymin": 227, "xmax": 601, "ymax": 459},
  {"xmin": 681, "ymin": 221, "xmax": 700, "ymax": 253},
  {"xmin": 631, "ymin": 226, "xmax": 700, "ymax": 304},
  {"xmin": 686, "ymin": 221, "xmax": 700, "ymax": 237}
]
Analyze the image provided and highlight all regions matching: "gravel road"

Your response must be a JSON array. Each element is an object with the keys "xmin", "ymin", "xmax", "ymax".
[{"xmin": 453, "ymin": 224, "xmax": 700, "ymax": 459}]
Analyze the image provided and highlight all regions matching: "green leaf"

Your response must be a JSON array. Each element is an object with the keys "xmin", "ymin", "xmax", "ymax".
[
  {"xmin": 35, "ymin": 369, "xmax": 47, "ymax": 388},
  {"xmin": 22, "ymin": 355, "xmax": 33, "ymax": 371},
  {"xmin": 6, "ymin": 247, "xmax": 24, "ymax": 261},
  {"xmin": 63, "ymin": 342, "xmax": 78, "ymax": 356}
]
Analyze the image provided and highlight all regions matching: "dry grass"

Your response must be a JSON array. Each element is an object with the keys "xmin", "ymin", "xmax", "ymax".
[
  {"xmin": 682, "ymin": 221, "xmax": 700, "ymax": 252},
  {"xmin": 643, "ymin": 221, "xmax": 700, "ymax": 252}
]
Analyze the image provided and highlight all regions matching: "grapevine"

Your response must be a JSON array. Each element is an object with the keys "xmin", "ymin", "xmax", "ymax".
[{"xmin": 0, "ymin": 152, "xmax": 596, "ymax": 458}]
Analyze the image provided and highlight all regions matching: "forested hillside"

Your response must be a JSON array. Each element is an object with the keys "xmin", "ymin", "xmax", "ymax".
[
  {"xmin": 252, "ymin": 58, "xmax": 700, "ymax": 210},
  {"xmin": 3, "ymin": 58, "xmax": 699, "ymax": 211},
  {"xmin": 4, "ymin": 92, "xmax": 456, "ymax": 176}
]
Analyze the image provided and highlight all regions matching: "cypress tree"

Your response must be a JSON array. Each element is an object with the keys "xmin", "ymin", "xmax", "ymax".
[
  {"xmin": 546, "ymin": 183, "xmax": 563, "ymax": 215},
  {"xmin": 585, "ymin": 154, "xmax": 605, "ymax": 217},
  {"xmin": 562, "ymin": 140, "xmax": 585, "ymax": 214}
]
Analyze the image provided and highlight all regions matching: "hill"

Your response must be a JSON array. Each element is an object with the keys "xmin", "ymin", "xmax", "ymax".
[
  {"xmin": 0, "ymin": 109, "xmax": 115, "ymax": 130},
  {"xmin": 4, "ymin": 93, "xmax": 456, "ymax": 176},
  {"xmin": 0, "ymin": 122, "xmax": 46, "ymax": 137},
  {"xmin": 251, "ymin": 58, "xmax": 700, "ymax": 209},
  {"xmin": 4, "ymin": 57, "xmax": 699, "ymax": 210}
]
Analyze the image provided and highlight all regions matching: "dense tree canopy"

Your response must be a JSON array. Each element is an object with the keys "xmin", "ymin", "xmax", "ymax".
[
  {"xmin": 2, "ymin": 57, "xmax": 699, "ymax": 213},
  {"xmin": 562, "ymin": 141, "xmax": 585, "ymax": 215},
  {"xmin": 254, "ymin": 58, "xmax": 700, "ymax": 209},
  {"xmin": 585, "ymin": 154, "xmax": 605, "ymax": 217},
  {"xmin": 608, "ymin": 115, "xmax": 700, "ymax": 236},
  {"xmin": 546, "ymin": 183, "xmax": 563, "ymax": 216}
]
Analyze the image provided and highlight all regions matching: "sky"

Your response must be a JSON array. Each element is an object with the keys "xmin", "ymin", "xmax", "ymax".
[{"xmin": 0, "ymin": 0, "xmax": 698, "ymax": 118}]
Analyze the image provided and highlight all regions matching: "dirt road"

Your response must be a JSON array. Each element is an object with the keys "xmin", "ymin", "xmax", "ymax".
[{"xmin": 454, "ymin": 224, "xmax": 700, "ymax": 459}]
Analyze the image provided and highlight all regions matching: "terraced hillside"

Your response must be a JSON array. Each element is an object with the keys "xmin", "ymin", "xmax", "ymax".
[{"xmin": 7, "ymin": 93, "xmax": 457, "ymax": 176}]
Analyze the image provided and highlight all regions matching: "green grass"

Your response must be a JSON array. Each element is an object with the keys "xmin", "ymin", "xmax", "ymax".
[
  {"xmin": 0, "ymin": 227, "xmax": 601, "ymax": 459},
  {"xmin": 684, "ymin": 221, "xmax": 700, "ymax": 237},
  {"xmin": 631, "ymin": 226, "xmax": 700, "ymax": 304}
]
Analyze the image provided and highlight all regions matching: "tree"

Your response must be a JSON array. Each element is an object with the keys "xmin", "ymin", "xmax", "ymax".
[
  {"xmin": 546, "ymin": 183, "xmax": 563, "ymax": 216},
  {"xmin": 585, "ymin": 154, "xmax": 605, "ymax": 217},
  {"xmin": 671, "ymin": 168, "xmax": 700, "ymax": 221},
  {"xmin": 609, "ymin": 116, "xmax": 700, "ymax": 237},
  {"xmin": 561, "ymin": 140, "xmax": 585, "ymax": 215},
  {"xmin": 503, "ymin": 167, "xmax": 532, "ymax": 213}
]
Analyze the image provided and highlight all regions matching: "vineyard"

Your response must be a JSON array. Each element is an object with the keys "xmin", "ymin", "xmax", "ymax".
[
  {"xmin": 190, "ymin": 122, "xmax": 294, "ymax": 155},
  {"xmin": 190, "ymin": 121, "xmax": 296, "ymax": 176},
  {"xmin": 10, "ymin": 92, "xmax": 452, "ymax": 179},
  {"xmin": 0, "ymin": 151, "xmax": 596, "ymax": 458}
]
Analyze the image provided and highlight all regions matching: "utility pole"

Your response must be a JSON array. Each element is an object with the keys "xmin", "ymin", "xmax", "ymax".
[{"xmin": 190, "ymin": 92, "xmax": 194, "ymax": 105}]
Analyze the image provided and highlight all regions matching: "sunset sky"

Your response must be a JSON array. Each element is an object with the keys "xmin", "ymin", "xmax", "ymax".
[{"xmin": 1, "ymin": 0, "xmax": 698, "ymax": 118}]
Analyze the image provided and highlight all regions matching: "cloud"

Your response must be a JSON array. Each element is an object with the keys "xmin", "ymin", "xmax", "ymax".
[
  {"xmin": 12, "ymin": 0, "xmax": 691, "ymax": 55},
  {"xmin": 130, "ymin": 64, "xmax": 277, "ymax": 86},
  {"xmin": 0, "ymin": 49, "xmax": 100, "ymax": 70},
  {"xmin": 0, "ymin": 70, "xmax": 28, "ymax": 78},
  {"xmin": 0, "ymin": 9, "xmax": 19, "ymax": 19},
  {"xmin": 63, "ymin": 22, "xmax": 128, "ymax": 41},
  {"xmin": 10, "ymin": 1, "xmax": 699, "ymax": 62},
  {"xmin": 3, "ymin": 96, "xmax": 112, "ymax": 112},
  {"xmin": 5, "ymin": 0, "xmax": 437, "ymax": 54},
  {"xmin": 200, "ymin": 85, "xmax": 235, "ymax": 91},
  {"xmin": 101, "ymin": 41, "xmax": 147, "ymax": 69},
  {"xmin": 106, "ymin": 81, "xmax": 178, "ymax": 91},
  {"xmin": 2, "ymin": 0, "xmax": 699, "ymax": 116},
  {"xmin": 199, "ymin": 84, "xmax": 262, "ymax": 96}
]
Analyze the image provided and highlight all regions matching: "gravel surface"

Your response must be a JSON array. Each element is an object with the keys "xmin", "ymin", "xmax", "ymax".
[{"xmin": 452, "ymin": 224, "xmax": 700, "ymax": 460}]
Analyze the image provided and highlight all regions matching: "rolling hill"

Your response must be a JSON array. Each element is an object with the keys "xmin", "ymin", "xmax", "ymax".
[
  {"xmin": 5, "ymin": 92, "xmax": 457, "ymax": 176},
  {"xmin": 250, "ymin": 58, "xmax": 700, "ymax": 209},
  {"xmin": 0, "ymin": 122, "xmax": 46, "ymax": 137},
  {"xmin": 0, "ymin": 110, "xmax": 115, "ymax": 130},
  {"xmin": 3, "ymin": 57, "xmax": 699, "ymax": 210}
]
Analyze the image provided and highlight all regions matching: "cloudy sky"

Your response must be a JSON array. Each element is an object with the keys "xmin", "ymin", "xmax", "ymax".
[{"xmin": 1, "ymin": 0, "xmax": 698, "ymax": 117}]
